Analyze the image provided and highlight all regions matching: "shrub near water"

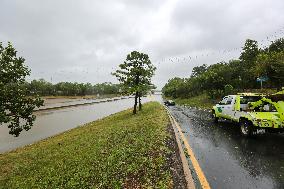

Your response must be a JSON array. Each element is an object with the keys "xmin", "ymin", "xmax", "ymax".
[{"xmin": 0, "ymin": 102, "xmax": 172, "ymax": 188}]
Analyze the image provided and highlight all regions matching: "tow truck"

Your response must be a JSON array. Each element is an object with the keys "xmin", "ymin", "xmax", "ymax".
[{"xmin": 212, "ymin": 91, "xmax": 284, "ymax": 136}]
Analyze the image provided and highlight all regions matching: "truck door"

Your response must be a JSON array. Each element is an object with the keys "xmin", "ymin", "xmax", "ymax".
[
  {"xmin": 216, "ymin": 96, "xmax": 229, "ymax": 117},
  {"xmin": 222, "ymin": 95, "xmax": 235, "ymax": 119}
]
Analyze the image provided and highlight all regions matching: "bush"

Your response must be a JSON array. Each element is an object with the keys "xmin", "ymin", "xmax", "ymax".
[{"xmin": 224, "ymin": 84, "xmax": 234, "ymax": 95}]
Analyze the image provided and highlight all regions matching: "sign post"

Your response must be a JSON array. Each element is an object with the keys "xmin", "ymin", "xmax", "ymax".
[{"xmin": 256, "ymin": 76, "xmax": 268, "ymax": 89}]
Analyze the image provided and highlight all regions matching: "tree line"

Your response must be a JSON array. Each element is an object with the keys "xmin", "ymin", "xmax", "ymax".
[
  {"xmin": 24, "ymin": 79, "xmax": 122, "ymax": 96},
  {"xmin": 163, "ymin": 38, "xmax": 284, "ymax": 99}
]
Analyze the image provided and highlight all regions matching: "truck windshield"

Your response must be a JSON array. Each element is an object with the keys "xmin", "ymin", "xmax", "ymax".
[{"xmin": 240, "ymin": 96, "xmax": 262, "ymax": 104}]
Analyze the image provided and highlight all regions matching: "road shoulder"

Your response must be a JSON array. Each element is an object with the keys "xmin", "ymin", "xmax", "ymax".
[{"xmin": 166, "ymin": 106, "xmax": 196, "ymax": 189}]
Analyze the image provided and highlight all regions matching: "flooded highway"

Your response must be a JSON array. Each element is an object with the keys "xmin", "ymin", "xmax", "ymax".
[
  {"xmin": 0, "ymin": 95, "xmax": 162, "ymax": 153},
  {"xmin": 36, "ymin": 96, "xmax": 131, "ymax": 111},
  {"xmin": 169, "ymin": 105, "xmax": 284, "ymax": 189}
]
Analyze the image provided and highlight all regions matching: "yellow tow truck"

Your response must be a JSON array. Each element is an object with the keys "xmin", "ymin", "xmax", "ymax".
[{"xmin": 212, "ymin": 90, "xmax": 284, "ymax": 136}]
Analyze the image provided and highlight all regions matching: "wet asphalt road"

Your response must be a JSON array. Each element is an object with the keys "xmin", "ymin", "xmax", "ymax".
[{"xmin": 168, "ymin": 105, "xmax": 284, "ymax": 189}]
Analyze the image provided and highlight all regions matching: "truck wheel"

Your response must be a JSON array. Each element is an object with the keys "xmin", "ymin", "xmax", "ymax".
[
  {"xmin": 240, "ymin": 120, "xmax": 253, "ymax": 137},
  {"xmin": 212, "ymin": 110, "xmax": 219, "ymax": 123}
]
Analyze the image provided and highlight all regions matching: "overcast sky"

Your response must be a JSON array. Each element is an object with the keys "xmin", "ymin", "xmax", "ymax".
[{"xmin": 1, "ymin": 0, "xmax": 284, "ymax": 89}]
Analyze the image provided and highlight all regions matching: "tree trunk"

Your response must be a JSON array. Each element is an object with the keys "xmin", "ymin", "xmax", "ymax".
[
  {"xmin": 133, "ymin": 91, "xmax": 138, "ymax": 114},
  {"xmin": 138, "ymin": 92, "xmax": 142, "ymax": 111}
]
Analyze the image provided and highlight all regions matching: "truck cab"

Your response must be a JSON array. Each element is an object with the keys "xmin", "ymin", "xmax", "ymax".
[{"xmin": 213, "ymin": 94, "xmax": 262, "ymax": 121}]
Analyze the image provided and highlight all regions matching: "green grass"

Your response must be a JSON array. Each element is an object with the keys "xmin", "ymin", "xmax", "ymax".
[
  {"xmin": 0, "ymin": 102, "xmax": 172, "ymax": 189},
  {"xmin": 174, "ymin": 94, "xmax": 215, "ymax": 109}
]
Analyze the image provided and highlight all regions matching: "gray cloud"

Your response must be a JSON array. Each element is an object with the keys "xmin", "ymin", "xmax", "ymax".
[{"xmin": 1, "ymin": 0, "xmax": 284, "ymax": 88}]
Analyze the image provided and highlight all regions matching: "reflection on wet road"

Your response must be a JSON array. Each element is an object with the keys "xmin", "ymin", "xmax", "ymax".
[
  {"xmin": 0, "ymin": 95, "xmax": 162, "ymax": 153},
  {"xmin": 169, "ymin": 105, "xmax": 284, "ymax": 189}
]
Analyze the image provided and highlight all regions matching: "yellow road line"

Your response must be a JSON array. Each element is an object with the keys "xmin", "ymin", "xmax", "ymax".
[
  {"xmin": 167, "ymin": 112, "xmax": 195, "ymax": 189},
  {"xmin": 169, "ymin": 110, "xmax": 211, "ymax": 189}
]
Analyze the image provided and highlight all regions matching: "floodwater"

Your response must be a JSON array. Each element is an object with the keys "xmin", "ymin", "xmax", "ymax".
[
  {"xmin": 36, "ymin": 96, "xmax": 130, "ymax": 110},
  {"xmin": 169, "ymin": 105, "xmax": 284, "ymax": 189},
  {"xmin": 0, "ymin": 95, "xmax": 162, "ymax": 153}
]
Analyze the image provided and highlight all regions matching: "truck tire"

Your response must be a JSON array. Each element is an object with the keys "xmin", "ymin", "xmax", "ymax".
[
  {"xmin": 240, "ymin": 120, "xmax": 253, "ymax": 137},
  {"xmin": 212, "ymin": 110, "xmax": 219, "ymax": 123}
]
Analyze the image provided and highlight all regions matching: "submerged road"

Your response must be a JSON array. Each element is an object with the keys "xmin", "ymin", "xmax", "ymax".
[
  {"xmin": 169, "ymin": 105, "xmax": 284, "ymax": 189},
  {"xmin": 0, "ymin": 95, "xmax": 162, "ymax": 153}
]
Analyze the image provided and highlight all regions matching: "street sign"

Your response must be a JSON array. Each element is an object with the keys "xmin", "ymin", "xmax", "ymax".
[
  {"xmin": 256, "ymin": 76, "xmax": 268, "ymax": 89},
  {"xmin": 257, "ymin": 76, "xmax": 268, "ymax": 82}
]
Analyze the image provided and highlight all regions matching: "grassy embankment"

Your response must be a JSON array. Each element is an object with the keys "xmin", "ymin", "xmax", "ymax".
[
  {"xmin": 0, "ymin": 102, "xmax": 173, "ymax": 188},
  {"xmin": 172, "ymin": 94, "xmax": 216, "ymax": 109}
]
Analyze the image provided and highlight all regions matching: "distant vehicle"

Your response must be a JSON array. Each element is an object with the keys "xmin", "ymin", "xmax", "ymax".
[
  {"xmin": 212, "ymin": 92, "xmax": 284, "ymax": 136},
  {"xmin": 164, "ymin": 100, "xmax": 175, "ymax": 106}
]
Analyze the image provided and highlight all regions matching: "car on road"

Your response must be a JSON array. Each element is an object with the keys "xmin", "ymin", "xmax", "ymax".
[
  {"xmin": 164, "ymin": 100, "xmax": 175, "ymax": 106},
  {"xmin": 212, "ymin": 92, "xmax": 284, "ymax": 136}
]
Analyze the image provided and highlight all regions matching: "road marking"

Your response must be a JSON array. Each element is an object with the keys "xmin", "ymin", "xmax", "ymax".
[
  {"xmin": 167, "ymin": 109, "xmax": 195, "ymax": 189},
  {"xmin": 168, "ymin": 109, "xmax": 211, "ymax": 189}
]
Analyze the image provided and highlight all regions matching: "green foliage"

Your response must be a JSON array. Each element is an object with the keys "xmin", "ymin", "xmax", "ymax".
[
  {"xmin": 0, "ymin": 42, "xmax": 43, "ymax": 136},
  {"xmin": 191, "ymin": 64, "xmax": 207, "ymax": 77},
  {"xmin": 113, "ymin": 51, "xmax": 156, "ymax": 114},
  {"xmin": 224, "ymin": 84, "xmax": 234, "ymax": 95},
  {"xmin": 240, "ymin": 39, "xmax": 259, "ymax": 64},
  {"xmin": 162, "ymin": 77, "xmax": 185, "ymax": 98},
  {"xmin": 255, "ymin": 51, "xmax": 284, "ymax": 88},
  {"xmin": 0, "ymin": 102, "xmax": 172, "ymax": 188},
  {"xmin": 25, "ymin": 80, "xmax": 121, "ymax": 96},
  {"xmin": 163, "ymin": 37, "xmax": 284, "ymax": 100},
  {"xmin": 29, "ymin": 79, "xmax": 54, "ymax": 96},
  {"xmin": 239, "ymin": 39, "xmax": 259, "ymax": 88},
  {"xmin": 268, "ymin": 38, "xmax": 284, "ymax": 53}
]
